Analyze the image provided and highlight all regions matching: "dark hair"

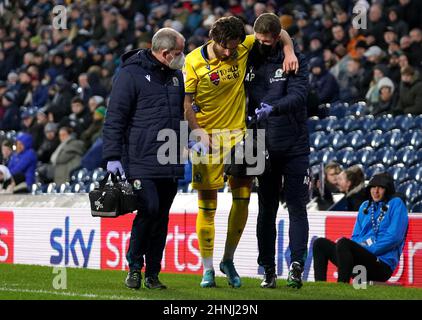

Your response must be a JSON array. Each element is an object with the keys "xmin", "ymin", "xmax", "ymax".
[
  {"xmin": 209, "ymin": 16, "xmax": 246, "ymax": 46},
  {"xmin": 1, "ymin": 139, "xmax": 13, "ymax": 149},
  {"xmin": 344, "ymin": 165, "xmax": 365, "ymax": 190},
  {"xmin": 71, "ymin": 96, "xmax": 84, "ymax": 105},
  {"xmin": 253, "ymin": 13, "xmax": 282, "ymax": 37}
]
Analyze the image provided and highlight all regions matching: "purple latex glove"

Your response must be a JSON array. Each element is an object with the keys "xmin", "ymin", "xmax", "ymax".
[
  {"xmin": 188, "ymin": 140, "xmax": 208, "ymax": 156},
  {"xmin": 107, "ymin": 160, "xmax": 126, "ymax": 178},
  {"xmin": 255, "ymin": 102, "xmax": 274, "ymax": 121}
]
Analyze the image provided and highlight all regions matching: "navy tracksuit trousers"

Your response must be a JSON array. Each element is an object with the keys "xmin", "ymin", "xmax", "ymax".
[
  {"xmin": 257, "ymin": 152, "xmax": 310, "ymax": 270},
  {"xmin": 126, "ymin": 178, "xmax": 178, "ymax": 276}
]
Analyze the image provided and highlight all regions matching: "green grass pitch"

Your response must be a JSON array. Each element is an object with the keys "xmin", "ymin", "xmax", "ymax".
[{"xmin": 1, "ymin": 264, "xmax": 422, "ymax": 300}]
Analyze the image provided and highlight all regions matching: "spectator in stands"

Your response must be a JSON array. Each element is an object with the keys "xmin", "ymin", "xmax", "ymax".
[
  {"xmin": 7, "ymin": 132, "xmax": 37, "ymax": 187},
  {"xmin": 387, "ymin": 51, "xmax": 402, "ymax": 85},
  {"xmin": 313, "ymin": 161, "xmax": 342, "ymax": 210},
  {"xmin": 336, "ymin": 165, "xmax": 368, "ymax": 212},
  {"xmin": 59, "ymin": 97, "xmax": 92, "ymax": 138},
  {"xmin": 21, "ymin": 107, "xmax": 44, "ymax": 151},
  {"xmin": 387, "ymin": 6, "xmax": 408, "ymax": 39},
  {"xmin": 366, "ymin": 3, "xmax": 386, "ymax": 45},
  {"xmin": 309, "ymin": 57, "xmax": 339, "ymax": 105},
  {"xmin": 0, "ymin": 91, "xmax": 20, "ymax": 131},
  {"xmin": 45, "ymin": 75, "xmax": 74, "ymax": 123},
  {"xmin": 338, "ymin": 58, "xmax": 366, "ymax": 103},
  {"xmin": 50, "ymin": 126, "xmax": 85, "ymax": 185},
  {"xmin": 0, "ymin": 164, "xmax": 14, "ymax": 193},
  {"xmin": 81, "ymin": 106, "xmax": 106, "ymax": 149},
  {"xmin": 365, "ymin": 65, "xmax": 393, "ymax": 106},
  {"xmin": 1, "ymin": 139, "xmax": 13, "ymax": 166},
  {"xmin": 409, "ymin": 28, "xmax": 422, "ymax": 70},
  {"xmin": 313, "ymin": 172, "xmax": 408, "ymax": 284},
  {"xmin": 393, "ymin": 66, "xmax": 422, "ymax": 115},
  {"xmin": 37, "ymin": 122, "xmax": 60, "ymax": 164},
  {"xmin": 87, "ymin": 96, "xmax": 105, "ymax": 116},
  {"xmin": 369, "ymin": 80, "xmax": 397, "ymax": 117}
]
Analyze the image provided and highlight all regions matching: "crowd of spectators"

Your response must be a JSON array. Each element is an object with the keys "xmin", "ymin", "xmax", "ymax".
[{"xmin": 0, "ymin": 0, "xmax": 422, "ymax": 193}]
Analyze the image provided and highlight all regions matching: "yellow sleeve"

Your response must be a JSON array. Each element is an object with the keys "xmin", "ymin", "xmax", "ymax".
[
  {"xmin": 183, "ymin": 55, "xmax": 198, "ymax": 94},
  {"xmin": 242, "ymin": 34, "xmax": 255, "ymax": 52}
]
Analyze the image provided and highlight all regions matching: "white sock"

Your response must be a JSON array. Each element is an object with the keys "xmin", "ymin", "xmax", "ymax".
[{"xmin": 202, "ymin": 257, "xmax": 214, "ymax": 273}]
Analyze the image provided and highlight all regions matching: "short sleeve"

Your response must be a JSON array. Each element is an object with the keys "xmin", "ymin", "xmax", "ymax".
[{"xmin": 183, "ymin": 55, "xmax": 198, "ymax": 94}]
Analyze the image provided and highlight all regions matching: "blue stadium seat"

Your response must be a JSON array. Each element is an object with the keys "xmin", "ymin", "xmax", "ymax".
[
  {"xmin": 394, "ymin": 146, "xmax": 417, "ymax": 166},
  {"xmin": 310, "ymin": 132, "xmax": 329, "ymax": 150},
  {"xmin": 328, "ymin": 131, "xmax": 348, "ymax": 150},
  {"xmin": 383, "ymin": 129, "xmax": 404, "ymax": 149},
  {"xmin": 365, "ymin": 163, "xmax": 385, "ymax": 178},
  {"xmin": 329, "ymin": 103, "xmax": 347, "ymax": 118},
  {"xmin": 374, "ymin": 115, "xmax": 395, "ymax": 132},
  {"xmin": 365, "ymin": 130, "xmax": 385, "ymax": 149},
  {"xmin": 346, "ymin": 102, "xmax": 367, "ymax": 117},
  {"xmin": 307, "ymin": 116, "xmax": 320, "ymax": 133},
  {"xmin": 355, "ymin": 147, "xmax": 377, "ymax": 166},
  {"xmin": 70, "ymin": 168, "xmax": 91, "ymax": 184},
  {"xmin": 87, "ymin": 182, "xmax": 99, "ymax": 193},
  {"xmin": 402, "ymin": 131, "xmax": 422, "ymax": 150},
  {"xmin": 309, "ymin": 150, "xmax": 321, "ymax": 167},
  {"xmin": 393, "ymin": 114, "xmax": 416, "ymax": 131},
  {"xmin": 407, "ymin": 165, "xmax": 422, "ymax": 183},
  {"xmin": 314, "ymin": 116, "xmax": 340, "ymax": 133},
  {"xmin": 337, "ymin": 116, "xmax": 360, "ymax": 132},
  {"xmin": 346, "ymin": 131, "xmax": 366, "ymax": 150},
  {"xmin": 91, "ymin": 167, "xmax": 106, "ymax": 182},
  {"xmin": 320, "ymin": 147, "xmax": 337, "ymax": 163},
  {"xmin": 31, "ymin": 183, "xmax": 43, "ymax": 195},
  {"xmin": 58, "ymin": 182, "xmax": 71, "ymax": 193},
  {"xmin": 413, "ymin": 114, "xmax": 422, "ymax": 128},
  {"xmin": 5, "ymin": 130, "xmax": 17, "ymax": 141},
  {"xmin": 335, "ymin": 147, "xmax": 356, "ymax": 167},
  {"xmin": 71, "ymin": 182, "xmax": 86, "ymax": 193},
  {"xmin": 386, "ymin": 164, "xmax": 408, "ymax": 185},
  {"xmin": 411, "ymin": 201, "xmax": 422, "ymax": 213},
  {"xmin": 375, "ymin": 147, "xmax": 396, "ymax": 166},
  {"xmin": 46, "ymin": 182, "xmax": 58, "ymax": 194},
  {"xmin": 358, "ymin": 115, "xmax": 377, "ymax": 131},
  {"xmin": 397, "ymin": 181, "xmax": 419, "ymax": 204}
]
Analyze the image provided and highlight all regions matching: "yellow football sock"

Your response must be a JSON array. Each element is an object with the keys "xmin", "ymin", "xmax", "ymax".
[
  {"xmin": 196, "ymin": 199, "xmax": 217, "ymax": 267},
  {"xmin": 223, "ymin": 186, "xmax": 251, "ymax": 261}
]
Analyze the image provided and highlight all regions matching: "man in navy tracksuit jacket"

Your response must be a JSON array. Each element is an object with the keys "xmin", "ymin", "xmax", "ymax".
[
  {"xmin": 103, "ymin": 28, "xmax": 185, "ymax": 290},
  {"xmin": 244, "ymin": 14, "xmax": 310, "ymax": 289}
]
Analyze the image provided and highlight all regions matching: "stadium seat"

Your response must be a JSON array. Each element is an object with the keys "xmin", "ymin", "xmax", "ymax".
[
  {"xmin": 411, "ymin": 201, "xmax": 422, "ymax": 213},
  {"xmin": 346, "ymin": 102, "xmax": 367, "ymax": 117},
  {"xmin": 5, "ymin": 130, "xmax": 17, "ymax": 141},
  {"xmin": 71, "ymin": 182, "xmax": 86, "ymax": 193},
  {"xmin": 355, "ymin": 147, "xmax": 377, "ymax": 166},
  {"xmin": 337, "ymin": 116, "xmax": 360, "ymax": 132},
  {"xmin": 397, "ymin": 181, "xmax": 419, "ymax": 204},
  {"xmin": 374, "ymin": 115, "xmax": 395, "ymax": 132},
  {"xmin": 394, "ymin": 146, "xmax": 417, "ymax": 167},
  {"xmin": 320, "ymin": 147, "xmax": 337, "ymax": 163},
  {"xmin": 314, "ymin": 116, "xmax": 340, "ymax": 133},
  {"xmin": 335, "ymin": 147, "xmax": 356, "ymax": 167},
  {"xmin": 87, "ymin": 182, "xmax": 99, "ymax": 193},
  {"xmin": 365, "ymin": 163, "xmax": 385, "ymax": 178},
  {"xmin": 310, "ymin": 132, "xmax": 329, "ymax": 150},
  {"xmin": 383, "ymin": 129, "xmax": 404, "ymax": 149},
  {"xmin": 328, "ymin": 131, "xmax": 348, "ymax": 150},
  {"xmin": 375, "ymin": 147, "xmax": 396, "ymax": 167},
  {"xmin": 70, "ymin": 168, "xmax": 91, "ymax": 184},
  {"xmin": 357, "ymin": 115, "xmax": 377, "ymax": 131},
  {"xmin": 91, "ymin": 167, "xmax": 106, "ymax": 182},
  {"xmin": 393, "ymin": 114, "xmax": 416, "ymax": 131},
  {"xmin": 307, "ymin": 116, "xmax": 320, "ymax": 133},
  {"xmin": 413, "ymin": 114, "xmax": 422, "ymax": 128},
  {"xmin": 46, "ymin": 183, "xmax": 58, "ymax": 194},
  {"xmin": 406, "ymin": 165, "xmax": 422, "ymax": 183},
  {"xmin": 346, "ymin": 131, "xmax": 366, "ymax": 150},
  {"xmin": 329, "ymin": 103, "xmax": 347, "ymax": 118},
  {"xmin": 309, "ymin": 150, "xmax": 321, "ymax": 167},
  {"xmin": 386, "ymin": 164, "xmax": 408, "ymax": 185},
  {"xmin": 402, "ymin": 131, "xmax": 422, "ymax": 150},
  {"xmin": 31, "ymin": 183, "xmax": 43, "ymax": 195},
  {"xmin": 365, "ymin": 130, "xmax": 385, "ymax": 149},
  {"xmin": 58, "ymin": 182, "xmax": 71, "ymax": 193}
]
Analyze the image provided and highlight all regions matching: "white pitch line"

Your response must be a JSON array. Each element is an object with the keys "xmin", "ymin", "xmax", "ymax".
[{"xmin": 0, "ymin": 287, "xmax": 149, "ymax": 300}]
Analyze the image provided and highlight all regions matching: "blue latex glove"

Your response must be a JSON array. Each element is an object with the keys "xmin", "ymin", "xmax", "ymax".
[
  {"xmin": 192, "ymin": 104, "xmax": 200, "ymax": 113},
  {"xmin": 255, "ymin": 102, "xmax": 274, "ymax": 121},
  {"xmin": 188, "ymin": 140, "xmax": 208, "ymax": 156},
  {"xmin": 107, "ymin": 160, "xmax": 126, "ymax": 178}
]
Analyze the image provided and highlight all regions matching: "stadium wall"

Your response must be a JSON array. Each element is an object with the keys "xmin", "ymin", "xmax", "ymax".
[{"xmin": 1, "ymin": 194, "xmax": 422, "ymax": 287}]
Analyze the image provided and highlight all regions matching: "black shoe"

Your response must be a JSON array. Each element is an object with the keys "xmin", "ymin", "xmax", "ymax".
[
  {"xmin": 260, "ymin": 269, "xmax": 277, "ymax": 289},
  {"xmin": 125, "ymin": 271, "xmax": 142, "ymax": 289},
  {"xmin": 145, "ymin": 275, "xmax": 167, "ymax": 289},
  {"xmin": 287, "ymin": 262, "xmax": 303, "ymax": 289}
]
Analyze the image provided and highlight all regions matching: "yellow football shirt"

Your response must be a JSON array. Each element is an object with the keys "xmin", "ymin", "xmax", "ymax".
[{"xmin": 184, "ymin": 34, "xmax": 255, "ymax": 133}]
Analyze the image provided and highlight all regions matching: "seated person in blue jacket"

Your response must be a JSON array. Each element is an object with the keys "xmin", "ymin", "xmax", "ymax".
[{"xmin": 312, "ymin": 172, "xmax": 408, "ymax": 283}]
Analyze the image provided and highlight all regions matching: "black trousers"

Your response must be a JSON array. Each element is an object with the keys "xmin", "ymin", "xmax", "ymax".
[
  {"xmin": 126, "ymin": 178, "xmax": 177, "ymax": 277},
  {"xmin": 257, "ymin": 153, "xmax": 309, "ymax": 270},
  {"xmin": 313, "ymin": 237, "xmax": 393, "ymax": 283}
]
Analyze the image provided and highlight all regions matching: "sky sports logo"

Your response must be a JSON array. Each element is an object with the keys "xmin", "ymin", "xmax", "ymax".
[{"xmin": 0, "ymin": 211, "xmax": 13, "ymax": 264}]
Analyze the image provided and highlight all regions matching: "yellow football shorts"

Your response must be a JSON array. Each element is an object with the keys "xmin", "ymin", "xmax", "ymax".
[{"xmin": 191, "ymin": 129, "xmax": 244, "ymax": 190}]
